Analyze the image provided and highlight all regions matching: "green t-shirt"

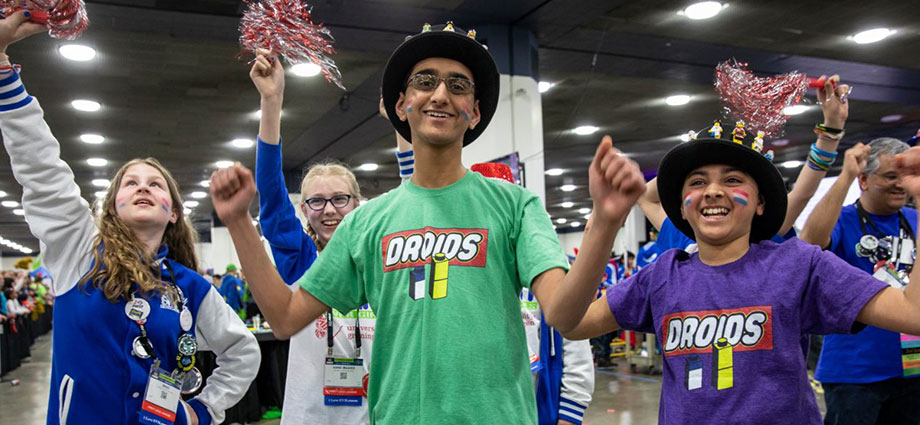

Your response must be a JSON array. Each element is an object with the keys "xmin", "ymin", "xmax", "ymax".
[{"xmin": 298, "ymin": 171, "xmax": 568, "ymax": 424}]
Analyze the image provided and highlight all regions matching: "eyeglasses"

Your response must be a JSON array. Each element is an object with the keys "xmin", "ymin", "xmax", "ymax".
[
  {"xmin": 872, "ymin": 172, "xmax": 901, "ymax": 184},
  {"xmin": 302, "ymin": 194, "xmax": 353, "ymax": 211},
  {"xmin": 406, "ymin": 73, "xmax": 475, "ymax": 95}
]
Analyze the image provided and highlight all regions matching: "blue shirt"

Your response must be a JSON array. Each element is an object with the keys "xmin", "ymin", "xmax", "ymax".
[
  {"xmin": 816, "ymin": 203, "xmax": 919, "ymax": 383},
  {"xmin": 221, "ymin": 275, "xmax": 245, "ymax": 311},
  {"xmin": 0, "ymin": 291, "xmax": 7, "ymax": 315}
]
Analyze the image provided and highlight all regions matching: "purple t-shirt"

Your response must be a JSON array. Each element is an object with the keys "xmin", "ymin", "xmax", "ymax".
[{"xmin": 607, "ymin": 238, "xmax": 887, "ymax": 424}]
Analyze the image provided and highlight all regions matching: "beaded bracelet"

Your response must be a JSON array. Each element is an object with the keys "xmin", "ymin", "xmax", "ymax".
[{"xmin": 813, "ymin": 128, "xmax": 845, "ymax": 141}]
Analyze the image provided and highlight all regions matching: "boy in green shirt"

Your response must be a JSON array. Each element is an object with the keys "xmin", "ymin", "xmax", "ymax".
[{"xmin": 211, "ymin": 22, "xmax": 645, "ymax": 423}]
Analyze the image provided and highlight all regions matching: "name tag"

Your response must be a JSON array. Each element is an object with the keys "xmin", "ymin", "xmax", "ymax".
[
  {"xmin": 138, "ymin": 365, "xmax": 181, "ymax": 425},
  {"xmin": 323, "ymin": 358, "xmax": 365, "ymax": 406}
]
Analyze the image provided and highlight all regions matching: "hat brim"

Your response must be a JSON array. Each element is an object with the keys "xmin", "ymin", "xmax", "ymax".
[
  {"xmin": 381, "ymin": 30, "xmax": 499, "ymax": 147},
  {"xmin": 657, "ymin": 139, "xmax": 787, "ymax": 243}
]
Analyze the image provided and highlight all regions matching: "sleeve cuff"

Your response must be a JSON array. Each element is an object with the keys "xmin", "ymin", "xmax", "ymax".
[
  {"xmin": 0, "ymin": 70, "xmax": 33, "ymax": 112},
  {"xmin": 558, "ymin": 396, "xmax": 587, "ymax": 424},
  {"xmin": 187, "ymin": 398, "xmax": 214, "ymax": 425}
]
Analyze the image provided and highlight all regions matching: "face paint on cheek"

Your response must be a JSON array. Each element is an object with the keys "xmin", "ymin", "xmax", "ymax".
[
  {"xmin": 116, "ymin": 197, "xmax": 126, "ymax": 209},
  {"xmin": 460, "ymin": 104, "xmax": 472, "ymax": 122},
  {"xmin": 732, "ymin": 189, "xmax": 750, "ymax": 206},
  {"xmin": 160, "ymin": 197, "xmax": 171, "ymax": 214},
  {"xmin": 683, "ymin": 192, "xmax": 695, "ymax": 207},
  {"xmin": 405, "ymin": 101, "xmax": 413, "ymax": 114}
]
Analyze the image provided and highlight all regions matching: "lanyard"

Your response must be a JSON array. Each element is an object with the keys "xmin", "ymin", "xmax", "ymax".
[
  {"xmin": 326, "ymin": 310, "xmax": 361, "ymax": 358},
  {"xmin": 130, "ymin": 260, "xmax": 192, "ymax": 368},
  {"xmin": 856, "ymin": 200, "xmax": 913, "ymax": 241}
]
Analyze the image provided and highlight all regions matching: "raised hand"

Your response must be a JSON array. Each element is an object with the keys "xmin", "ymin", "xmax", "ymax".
[
  {"xmin": 816, "ymin": 74, "xmax": 850, "ymax": 129},
  {"xmin": 841, "ymin": 142, "xmax": 869, "ymax": 179},
  {"xmin": 249, "ymin": 48, "xmax": 285, "ymax": 102},
  {"xmin": 588, "ymin": 135, "xmax": 646, "ymax": 224},
  {"xmin": 209, "ymin": 164, "xmax": 258, "ymax": 225},
  {"xmin": 0, "ymin": 10, "xmax": 46, "ymax": 53},
  {"xmin": 895, "ymin": 147, "xmax": 920, "ymax": 200}
]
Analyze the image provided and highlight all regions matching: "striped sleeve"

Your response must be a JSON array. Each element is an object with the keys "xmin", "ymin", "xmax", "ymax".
[
  {"xmin": 395, "ymin": 149, "xmax": 414, "ymax": 181},
  {"xmin": 0, "ymin": 69, "xmax": 34, "ymax": 112}
]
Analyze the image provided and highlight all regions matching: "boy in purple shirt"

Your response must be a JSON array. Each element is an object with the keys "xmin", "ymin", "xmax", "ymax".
[{"xmin": 566, "ymin": 127, "xmax": 920, "ymax": 424}]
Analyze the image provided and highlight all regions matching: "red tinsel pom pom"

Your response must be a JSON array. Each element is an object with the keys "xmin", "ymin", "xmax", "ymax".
[
  {"xmin": 239, "ymin": 0, "xmax": 345, "ymax": 90},
  {"xmin": 714, "ymin": 59, "xmax": 809, "ymax": 138},
  {"xmin": 0, "ymin": 0, "xmax": 89, "ymax": 40}
]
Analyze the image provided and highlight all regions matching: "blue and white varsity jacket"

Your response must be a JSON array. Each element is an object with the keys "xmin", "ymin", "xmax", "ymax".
[{"xmin": 0, "ymin": 69, "xmax": 261, "ymax": 425}]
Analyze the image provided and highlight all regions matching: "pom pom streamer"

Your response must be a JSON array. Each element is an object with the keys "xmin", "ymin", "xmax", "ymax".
[
  {"xmin": 714, "ymin": 59, "xmax": 809, "ymax": 138},
  {"xmin": 0, "ymin": 0, "xmax": 89, "ymax": 40},
  {"xmin": 239, "ymin": 0, "xmax": 345, "ymax": 90}
]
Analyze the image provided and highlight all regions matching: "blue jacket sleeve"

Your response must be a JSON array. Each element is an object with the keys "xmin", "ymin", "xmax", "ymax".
[{"xmin": 255, "ymin": 138, "xmax": 319, "ymax": 284}]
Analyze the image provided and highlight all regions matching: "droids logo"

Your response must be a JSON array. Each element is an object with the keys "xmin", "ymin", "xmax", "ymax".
[
  {"xmin": 661, "ymin": 305, "xmax": 774, "ymax": 356},
  {"xmin": 382, "ymin": 227, "xmax": 489, "ymax": 272}
]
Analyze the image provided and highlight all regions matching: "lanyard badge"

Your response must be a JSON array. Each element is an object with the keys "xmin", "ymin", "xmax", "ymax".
[
  {"xmin": 321, "ymin": 311, "xmax": 367, "ymax": 406},
  {"xmin": 138, "ymin": 361, "xmax": 181, "ymax": 425},
  {"xmin": 323, "ymin": 357, "xmax": 366, "ymax": 406}
]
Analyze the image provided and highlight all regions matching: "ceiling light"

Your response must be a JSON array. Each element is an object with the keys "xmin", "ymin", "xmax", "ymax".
[
  {"xmin": 1, "ymin": 200, "xmax": 19, "ymax": 207},
  {"xmin": 291, "ymin": 63, "xmax": 322, "ymax": 77},
  {"xmin": 91, "ymin": 179, "xmax": 110, "ymax": 187},
  {"xmin": 571, "ymin": 221, "xmax": 581, "ymax": 227},
  {"xmin": 538, "ymin": 81, "xmax": 554, "ymax": 93},
  {"xmin": 783, "ymin": 105, "xmax": 809, "ymax": 115},
  {"xmin": 680, "ymin": 133, "xmax": 693, "ymax": 142},
  {"xmin": 561, "ymin": 184, "xmax": 576, "ymax": 192},
  {"xmin": 252, "ymin": 220, "xmax": 259, "ymax": 226},
  {"xmin": 681, "ymin": 1, "xmax": 725, "ymax": 20},
  {"xmin": 190, "ymin": 191, "xmax": 207, "ymax": 199},
  {"xmin": 880, "ymin": 114, "xmax": 903, "ymax": 123},
  {"xmin": 358, "ymin": 163, "xmax": 379, "ymax": 171},
  {"xmin": 665, "ymin": 94, "xmax": 691, "ymax": 106},
  {"xmin": 850, "ymin": 28, "xmax": 895, "ymax": 44},
  {"xmin": 71, "ymin": 99, "xmax": 100, "ymax": 112},
  {"xmin": 556, "ymin": 218, "xmax": 567, "ymax": 224},
  {"xmin": 561, "ymin": 201, "xmax": 574, "ymax": 208},
  {"xmin": 545, "ymin": 168, "xmax": 564, "ymax": 176},
  {"xmin": 584, "ymin": 213, "xmax": 592, "ymax": 220},
  {"xmin": 12, "ymin": 209, "xmax": 23, "ymax": 215},
  {"xmin": 578, "ymin": 207, "xmax": 591, "ymax": 214},
  {"xmin": 781, "ymin": 160, "xmax": 804, "ymax": 169},
  {"xmin": 771, "ymin": 139, "xmax": 789, "ymax": 146},
  {"xmin": 0, "ymin": 191, "xmax": 6, "ymax": 197},
  {"xmin": 80, "ymin": 134, "xmax": 104, "ymax": 144},
  {"xmin": 86, "ymin": 158, "xmax": 107, "ymax": 167},
  {"xmin": 231, "ymin": 138, "xmax": 254, "ymax": 148},
  {"xmin": 215, "ymin": 160, "xmax": 234, "ymax": 168},
  {"xmin": 184, "ymin": 200, "xmax": 199, "ymax": 208},
  {"xmin": 95, "ymin": 191, "xmax": 107, "ymax": 198},
  {"xmin": 200, "ymin": 180, "xmax": 210, "ymax": 187},
  {"xmin": 573, "ymin": 125, "xmax": 599, "ymax": 136},
  {"xmin": 183, "ymin": 208, "xmax": 192, "ymax": 215},
  {"xmin": 20, "ymin": 247, "xmax": 32, "ymax": 254},
  {"xmin": 59, "ymin": 44, "xmax": 96, "ymax": 61}
]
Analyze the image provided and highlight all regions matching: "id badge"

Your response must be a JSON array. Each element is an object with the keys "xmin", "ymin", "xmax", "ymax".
[
  {"xmin": 899, "ymin": 238, "xmax": 915, "ymax": 265},
  {"xmin": 873, "ymin": 266, "xmax": 905, "ymax": 289},
  {"xmin": 138, "ymin": 364, "xmax": 181, "ymax": 425},
  {"xmin": 323, "ymin": 357, "xmax": 365, "ymax": 406}
]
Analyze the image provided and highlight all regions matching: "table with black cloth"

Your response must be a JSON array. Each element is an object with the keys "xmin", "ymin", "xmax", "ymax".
[{"xmin": 188, "ymin": 329, "xmax": 289, "ymax": 424}]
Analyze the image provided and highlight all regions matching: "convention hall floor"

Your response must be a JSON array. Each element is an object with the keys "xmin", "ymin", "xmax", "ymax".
[{"xmin": 0, "ymin": 334, "xmax": 826, "ymax": 424}]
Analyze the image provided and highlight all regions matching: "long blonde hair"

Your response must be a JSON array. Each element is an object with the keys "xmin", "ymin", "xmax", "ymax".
[
  {"xmin": 79, "ymin": 158, "xmax": 199, "ymax": 303},
  {"xmin": 299, "ymin": 160, "xmax": 361, "ymax": 252}
]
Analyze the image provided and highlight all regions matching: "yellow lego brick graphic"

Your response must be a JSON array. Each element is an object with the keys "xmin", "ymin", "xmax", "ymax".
[
  {"xmin": 428, "ymin": 253, "xmax": 448, "ymax": 299},
  {"xmin": 711, "ymin": 337, "xmax": 734, "ymax": 390}
]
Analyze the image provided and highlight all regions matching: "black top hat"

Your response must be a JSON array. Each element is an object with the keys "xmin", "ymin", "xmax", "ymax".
[
  {"xmin": 657, "ymin": 135, "xmax": 787, "ymax": 243},
  {"xmin": 381, "ymin": 22, "xmax": 500, "ymax": 146}
]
